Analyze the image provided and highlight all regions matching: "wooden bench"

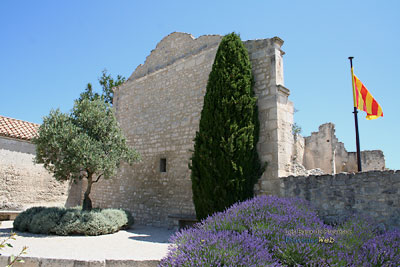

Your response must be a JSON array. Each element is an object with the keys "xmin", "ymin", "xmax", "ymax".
[
  {"xmin": 168, "ymin": 214, "xmax": 198, "ymax": 230},
  {"xmin": 0, "ymin": 211, "xmax": 22, "ymax": 221}
]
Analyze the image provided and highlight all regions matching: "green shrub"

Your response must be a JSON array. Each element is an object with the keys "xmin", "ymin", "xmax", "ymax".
[
  {"xmin": 13, "ymin": 207, "xmax": 133, "ymax": 236},
  {"xmin": 29, "ymin": 207, "xmax": 67, "ymax": 234},
  {"xmin": 13, "ymin": 206, "xmax": 46, "ymax": 232}
]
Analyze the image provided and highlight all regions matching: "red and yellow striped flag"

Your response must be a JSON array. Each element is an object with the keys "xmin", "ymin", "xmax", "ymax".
[{"xmin": 351, "ymin": 69, "xmax": 383, "ymax": 120}]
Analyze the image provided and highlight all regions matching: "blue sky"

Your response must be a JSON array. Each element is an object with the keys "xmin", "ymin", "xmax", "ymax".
[{"xmin": 1, "ymin": 0, "xmax": 399, "ymax": 169}]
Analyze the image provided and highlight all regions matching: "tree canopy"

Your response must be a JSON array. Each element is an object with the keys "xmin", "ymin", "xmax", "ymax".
[
  {"xmin": 78, "ymin": 69, "xmax": 126, "ymax": 104},
  {"xmin": 33, "ymin": 98, "xmax": 139, "ymax": 210},
  {"xmin": 190, "ymin": 33, "xmax": 265, "ymax": 220}
]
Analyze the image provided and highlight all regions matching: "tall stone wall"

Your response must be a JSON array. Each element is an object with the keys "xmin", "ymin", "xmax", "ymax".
[
  {"xmin": 0, "ymin": 136, "xmax": 69, "ymax": 210},
  {"xmin": 248, "ymin": 38, "xmax": 294, "ymax": 195},
  {"xmin": 88, "ymin": 32, "xmax": 294, "ymax": 226},
  {"xmin": 281, "ymin": 170, "xmax": 400, "ymax": 230}
]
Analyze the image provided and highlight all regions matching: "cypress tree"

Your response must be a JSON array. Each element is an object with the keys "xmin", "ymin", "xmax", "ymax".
[{"xmin": 190, "ymin": 33, "xmax": 265, "ymax": 220}]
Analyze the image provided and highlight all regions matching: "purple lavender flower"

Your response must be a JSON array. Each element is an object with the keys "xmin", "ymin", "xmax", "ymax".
[{"xmin": 160, "ymin": 196, "xmax": 400, "ymax": 267}]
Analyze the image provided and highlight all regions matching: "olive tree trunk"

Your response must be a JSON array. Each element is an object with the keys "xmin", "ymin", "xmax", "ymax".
[{"xmin": 82, "ymin": 173, "xmax": 94, "ymax": 211}]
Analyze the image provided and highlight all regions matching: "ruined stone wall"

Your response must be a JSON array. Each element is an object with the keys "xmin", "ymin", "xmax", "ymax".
[
  {"xmin": 88, "ymin": 32, "xmax": 294, "ymax": 226},
  {"xmin": 301, "ymin": 123, "xmax": 385, "ymax": 174},
  {"xmin": 346, "ymin": 150, "xmax": 385, "ymax": 172},
  {"xmin": 303, "ymin": 123, "xmax": 339, "ymax": 174},
  {"xmin": 0, "ymin": 136, "xmax": 69, "ymax": 210}
]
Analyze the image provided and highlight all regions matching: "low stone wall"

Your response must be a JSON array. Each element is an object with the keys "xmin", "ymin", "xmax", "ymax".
[
  {"xmin": 281, "ymin": 170, "xmax": 400, "ymax": 230},
  {"xmin": 0, "ymin": 136, "xmax": 69, "ymax": 210}
]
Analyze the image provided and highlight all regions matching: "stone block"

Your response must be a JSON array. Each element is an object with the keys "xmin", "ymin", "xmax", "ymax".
[
  {"xmin": 362, "ymin": 186, "xmax": 380, "ymax": 195},
  {"xmin": 332, "ymin": 190, "xmax": 343, "ymax": 198},
  {"xmin": 331, "ymin": 177, "xmax": 346, "ymax": 186},
  {"xmin": 40, "ymin": 258, "xmax": 75, "ymax": 267},
  {"xmin": 11, "ymin": 257, "xmax": 40, "ymax": 267},
  {"xmin": 249, "ymin": 50, "xmax": 267, "ymax": 60},
  {"xmin": 74, "ymin": 260, "xmax": 106, "ymax": 266},
  {"xmin": 268, "ymin": 107, "xmax": 278, "ymax": 120},
  {"xmin": 321, "ymin": 202, "xmax": 331, "ymax": 210},
  {"xmin": 258, "ymin": 96, "xmax": 277, "ymax": 111},
  {"xmin": 105, "ymin": 260, "xmax": 159, "ymax": 267},
  {"xmin": 0, "ymin": 256, "xmax": 9, "ymax": 267},
  {"xmin": 382, "ymin": 187, "xmax": 397, "ymax": 194},
  {"xmin": 333, "ymin": 202, "xmax": 344, "ymax": 210},
  {"xmin": 184, "ymin": 59, "xmax": 196, "ymax": 69},
  {"xmin": 390, "ymin": 173, "xmax": 400, "ymax": 184}
]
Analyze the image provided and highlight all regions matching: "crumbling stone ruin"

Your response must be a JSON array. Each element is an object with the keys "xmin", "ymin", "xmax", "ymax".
[{"xmin": 292, "ymin": 123, "xmax": 385, "ymax": 176}]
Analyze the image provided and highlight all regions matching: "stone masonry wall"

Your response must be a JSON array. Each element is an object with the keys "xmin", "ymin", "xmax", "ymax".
[
  {"xmin": 0, "ymin": 136, "xmax": 69, "ymax": 210},
  {"xmin": 281, "ymin": 170, "xmax": 400, "ymax": 230},
  {"xmin": 346, "ymin": 150, "xmax": 385, "ymax": 172},
  {"xmin": 88, "ymin": 32, "xmax": 294, "ymax": 226},
  {"xmin": 248, "ymin": 38, "xmax": 294, "ymax": 195},
  {"xmin": 88, "ymin": 33, "xmax": 223, "ymax": 226}
]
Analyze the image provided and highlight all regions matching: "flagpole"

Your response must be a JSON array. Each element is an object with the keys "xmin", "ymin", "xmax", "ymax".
[{"xmin": 348, "ymin": 57, "xmax": 362, "ymax": 172}]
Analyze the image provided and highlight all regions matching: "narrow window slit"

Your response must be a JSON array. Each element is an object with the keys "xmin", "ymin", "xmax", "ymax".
[{"xmin": 160, "ymin": 158, "xmax": 167, "ymax": 172}]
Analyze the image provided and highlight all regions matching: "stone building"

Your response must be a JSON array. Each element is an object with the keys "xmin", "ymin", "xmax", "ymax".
[
  {"xmin": 0, "ymin": 33, "xmax": 387, "ymax": 227},
  {"xmin": 85, "ymin": 32, "xmax": 385, "ymax": 226},
  {"xmin": 84, "ymin": 33, "xmax": 292, "ymax": 226},
  {"xmin": 0, "ymin": 115, "xmax": 69, "ymax": 210}
]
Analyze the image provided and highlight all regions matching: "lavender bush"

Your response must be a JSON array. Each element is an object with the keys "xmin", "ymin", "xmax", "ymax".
[
  {"xmin": 160, "ymin": 196, "xmax": 400, "ymax": 266},
  {"xmin": 162, "ymin": 229, "xmax": 278, "ymax": 266},
  {"xmin": 328, "ymin": 215, "xmax": 400, "ymax": 266}
]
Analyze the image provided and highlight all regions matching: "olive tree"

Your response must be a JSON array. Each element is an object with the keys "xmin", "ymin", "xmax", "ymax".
[
  {"xmin": 78, "ymin": 69, "xmax": 125, "ymax": 104},
  {"xmin": 33, "ymin": 98, "xmax": 140, "ymax": 210}
]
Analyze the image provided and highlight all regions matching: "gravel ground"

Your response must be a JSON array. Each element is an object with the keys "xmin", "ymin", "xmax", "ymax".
[{"xmin": 0, "ymin": 221, "xmax": 175, "ymax": 261}]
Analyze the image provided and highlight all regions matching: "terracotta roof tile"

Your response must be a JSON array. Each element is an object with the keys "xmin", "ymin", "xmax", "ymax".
[{"xmin": 0, "ymin": 115, "xmax": 39, "ymax": 141}]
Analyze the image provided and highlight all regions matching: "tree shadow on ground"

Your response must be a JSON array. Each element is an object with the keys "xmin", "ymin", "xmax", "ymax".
[{"xmin": 127, "ymin": 225, "xmax": 176, "ymax": 243}]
